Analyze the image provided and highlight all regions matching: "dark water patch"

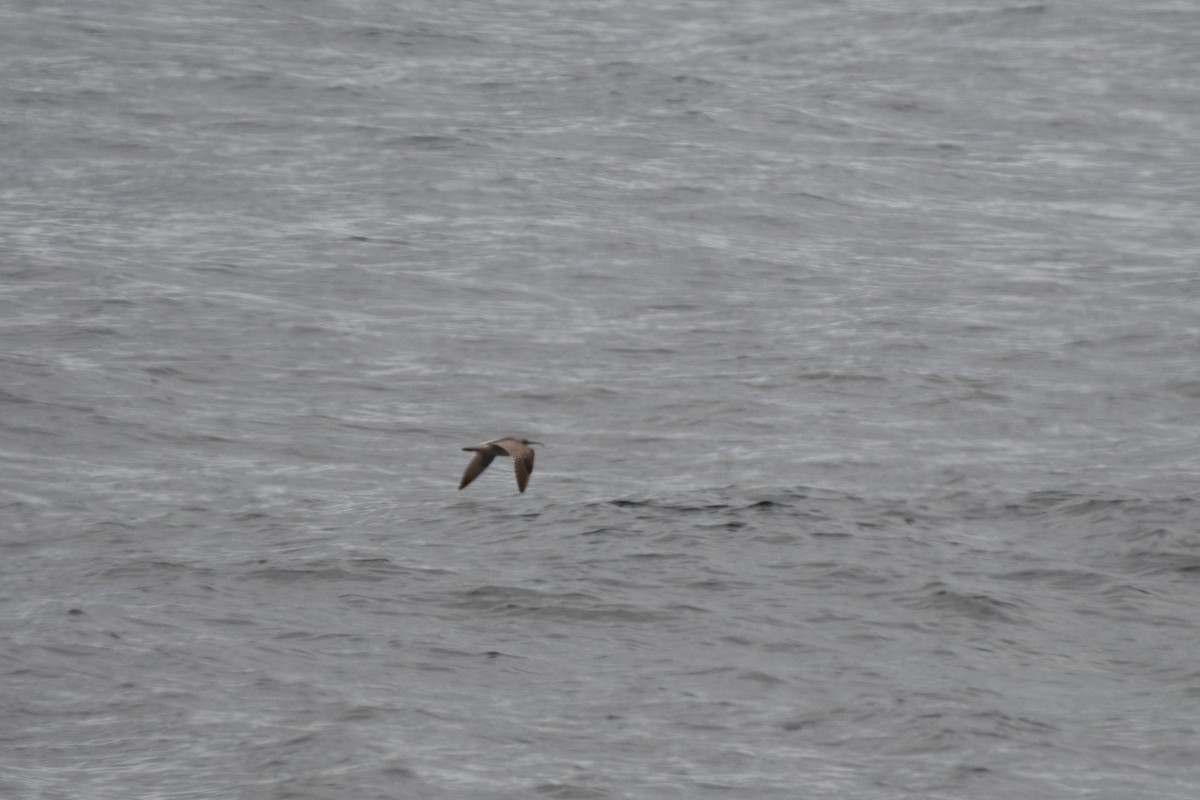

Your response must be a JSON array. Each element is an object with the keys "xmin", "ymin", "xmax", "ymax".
[
  {"xmin": 683, "ymin": 578, "xmax": 743, "ymax": 592},
  {"xmin": 1118, "ymin": 549, "xmax": 1200, "ymax": 579},
  {"xmin": 736, "ymin": 669, "xmax": 788, "ymax": 685},
  {"xmin": 100, "ymin": 559, "xmax": 219, "ymax": 582},
  {"xmin": 607, "ymin": 498, "xmax": 732, "ymax": 515},
  {"xmin": 999, "ymin": 489, "xmax": 1196, "ymax": 524},
  {"xmin": 696, "ymin": 520, "xmax": 747, "ymax": 531},
  {"xmin": 0, "ymin": 389, "xmax": 35, "ymax": 405},
  {"xmin": 249, "ymin": 558, "xmax": 406, "ymax": 583},
  {"xmin": 622, "ymin": 551, "xmax": 690, "ymax": 561},
  {"xmin": 391, "ymin": 134, "xmax": 466, "ymax": 150},
  {"xmin": 453, "ymin": 585, "xmax": 671, "ymax": 624},
  {"xmin": 800, "ymin": 564, "xmax": 902, "ymax": 589},
  {"xmin": 864, "ymin": 707, "xmax": 1059, "ymax": 758},
  {"xmin": 533, "ymin": 783, "xmax": 614, "ymax": 799},
  {"xmin": 607, "ymin": 487, "xmax": 854, "ymax": 517},
  {"xmin": 905, "ymin": 582, "xmax": 1029, "ymax": 624},
  {"xmin": 577, "ymin": 526, "xmax": 624, "ymax": 537},
  {"xmin": 992, "ymin": 568, "xmax": 1111, "ymax": 590}
]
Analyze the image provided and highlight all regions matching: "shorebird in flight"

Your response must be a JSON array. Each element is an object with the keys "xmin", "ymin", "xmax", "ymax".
[{"xmin": 458, "ymin": 437, "xmax": 543, "ymax": 493}]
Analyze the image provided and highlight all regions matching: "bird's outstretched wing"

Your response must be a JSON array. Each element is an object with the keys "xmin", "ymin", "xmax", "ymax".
[
  {"xmin": 459, "ymin": 452, "xmax": 495, "ymax": 490},
  {"xmin": 495, "ymin": 439, "xmax": 535, "ymax": 493}
]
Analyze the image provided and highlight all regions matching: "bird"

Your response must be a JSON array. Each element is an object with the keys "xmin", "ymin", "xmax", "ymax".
[{"xmin": 458, "ymin": 437, "xmax": 543, "ymax": 493}]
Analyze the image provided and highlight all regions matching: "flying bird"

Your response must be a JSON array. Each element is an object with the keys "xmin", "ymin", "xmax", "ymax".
[{"xmin": 458, "ymin": 437, "xmax": 543, "ymax": 493}]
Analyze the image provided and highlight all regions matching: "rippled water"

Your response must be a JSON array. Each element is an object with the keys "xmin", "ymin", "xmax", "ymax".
[{"xmin": 4, "ymin": 1, "xmax": 1200, "ymax": 797}]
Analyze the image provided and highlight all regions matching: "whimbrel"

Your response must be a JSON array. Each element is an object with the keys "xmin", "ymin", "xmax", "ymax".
[{"xmin": 458, "ymin": 438, "xmax": 543, "ymax": 493}]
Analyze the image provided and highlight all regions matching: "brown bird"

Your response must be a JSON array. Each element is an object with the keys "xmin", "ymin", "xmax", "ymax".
[{"xmin": 458, "ymin": 437, "xmax": 543, "ymax": 493}]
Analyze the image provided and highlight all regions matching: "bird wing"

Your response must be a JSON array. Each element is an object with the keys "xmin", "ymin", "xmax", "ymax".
[
  {"xmin": 495, "ymin": 439, "xmax": 535, "ymax": 493},
  {"xmin": 458, "ymin": 452, "xmax": 495, "ymax": 490}
]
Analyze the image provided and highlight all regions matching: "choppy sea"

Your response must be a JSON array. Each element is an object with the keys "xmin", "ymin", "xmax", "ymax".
[{"xmin": 3, "ymin": 1, "xmax": 1200, "ymax": 797}]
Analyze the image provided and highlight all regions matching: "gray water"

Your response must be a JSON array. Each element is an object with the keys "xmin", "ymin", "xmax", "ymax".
[{"xmin": 4, "ymin": 1, "xmax": 1200, "ymax": 797}]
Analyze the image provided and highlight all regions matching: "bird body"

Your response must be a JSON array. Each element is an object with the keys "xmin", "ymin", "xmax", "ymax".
[{"xmin": 458, "ymin": 437, "xmax": 542, "ymax": 493}]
